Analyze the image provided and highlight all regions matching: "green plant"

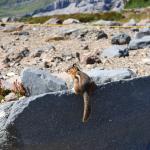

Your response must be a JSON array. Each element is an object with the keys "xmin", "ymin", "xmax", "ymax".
[{"xmin": 125, "ymin": 0, "xmax": 150, "ymax": 9}]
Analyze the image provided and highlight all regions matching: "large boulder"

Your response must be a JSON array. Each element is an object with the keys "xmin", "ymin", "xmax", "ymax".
[
  {"xmin": 85, "ymin": 68, "xmax": 136, "ymax": 84},
  {"xmin": 129, "ymin": 36, "xmax": 150, "ymax": 50},
  {"xmin": 21, "ymin": 68, "xmax": 67, "ymax": 96},
  {"xmin": 101, "ymin": 45, "xmax": 129, "ymax": 58},
  {"xmin": 1, "ymin": 76, "xmax": 150, "ymax": 149},
  {"xmin": 111, "ymin": 33, "xmax": 131, "ymax": 45}
]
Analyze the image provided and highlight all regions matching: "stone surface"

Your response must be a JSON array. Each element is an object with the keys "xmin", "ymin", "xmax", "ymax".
[
  {"xmin": 1, "ymin": 76, "xmax": 150, "ymax": 149},
  {"xmin": 44, "ymin": 18, "xmax": 62, "ymax": 24},
  {"xmin": 111, "ymin": 33, "xmax": 131, "ymax": 45},
  {"xmin": 129, "ymin": 36, "xmax": 150, "ymax": 50},
  {"xmin": 21, "ymin": 68, "xmax": 67, "ymax": 96},
  {"xmin": 93, "ymin": 20, "xmax": 121, "ymax": 26},
  {"xmin": 4, "ymin": 92, "xmax": 17, "ymax": 102},
  {"xmin": 101, "ymin": 45, "xmax": 129, "ymax": 58},
  {"xmin": 32, "ymin": 0, "xmax": 127, "ymax": 17},
  {"xmin": 85, "ymin": 68, "xmax": 136, "ymax": 84},
  {"xmin": 135, "ymin": 28, "xmax": 150, "ymax": 39},
  {"xmin": 96, "ymin": 30, "xmax": 108, "ymax": 39},
  {"xmin": 3, "ymin": 25, "xmax": 24, "ymax": 32},
  {"xmin": 81, "ymin": 51, "xmax": 101, "ymax": 65},
  {"xmin": 63, "ymin": 18, "xmax": 80, "ymax": 24}
]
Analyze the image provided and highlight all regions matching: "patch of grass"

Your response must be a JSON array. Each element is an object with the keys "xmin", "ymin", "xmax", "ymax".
[
  {"xmin": 12, "ymin": 80, "xmax": 26, "ymax": 98},
  {"xmin": 125, "ymin": 0, "xmax": 150, "ymax": 9},
  {"xmin": 21, "ymin": 12, "xmax": 124, "ymax": 24}
]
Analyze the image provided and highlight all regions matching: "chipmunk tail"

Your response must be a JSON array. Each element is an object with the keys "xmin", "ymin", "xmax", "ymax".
[{"xmin": 82, "ymin": 91, "xmax": 91, "ymax": 123}]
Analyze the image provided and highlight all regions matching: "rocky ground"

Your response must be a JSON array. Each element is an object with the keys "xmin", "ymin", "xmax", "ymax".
[{"xmin": 0, "ymin": 19, "xmax": 150, "ymax": 101}]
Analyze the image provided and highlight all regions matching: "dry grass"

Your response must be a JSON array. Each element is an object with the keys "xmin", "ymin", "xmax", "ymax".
[{"xmin": 12, "ymin": 80, "xmax": 26, "ymax": 98}]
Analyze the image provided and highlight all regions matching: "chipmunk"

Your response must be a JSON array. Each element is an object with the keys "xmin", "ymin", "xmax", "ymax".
[{"xmin": 66, "ymin": 63, "xmax": 96, "ymax": 123}]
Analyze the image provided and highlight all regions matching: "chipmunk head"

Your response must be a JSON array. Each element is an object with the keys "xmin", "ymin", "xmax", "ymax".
[{"xmin": 65, "ymin": 63, "xmax": 80, "ymax": 78}]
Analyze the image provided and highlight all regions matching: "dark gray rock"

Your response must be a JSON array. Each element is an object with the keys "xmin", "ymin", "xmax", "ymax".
[
  {"xmin": 13, "ymin": 31, "xmax": 30, "ymax": 36},
  {"xmin": 96, "ymin": 30, "xmax": 108, "ymax": 39},
  {"xmin": 21, "ymin": 68, "xmax": 67, "ymax": 96},
  {"xmin": 1, "ymin": 76, "xmax": 150, "ymax": 149},
  {"xmin": 129, "ymin": 36, "xmax": 150, "ymax": 50},
  {"xmin": 86, "ymin": 68, "xmax": 136, "ymax": 84},
  {"xmin": 101, "ymin": 45, "xmax": 129, "ymax": 58},
  {"xmin": 111, "ymin": 33, "xmax": 131, "ymax": 45},
  {"xmin": 135, "ymin": 28, "xmax": 150, "ymax": 39}
]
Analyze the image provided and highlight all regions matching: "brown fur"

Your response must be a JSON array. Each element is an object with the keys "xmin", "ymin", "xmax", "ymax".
[{"xmin": 66, "ymin": 63, "xmax": 96, "ymax": 122}]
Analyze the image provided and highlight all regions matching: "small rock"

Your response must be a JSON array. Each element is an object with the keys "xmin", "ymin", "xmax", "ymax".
[
  {"xmin": 82, "ymin": 44, "xmax": 89, "ymax": 50},
  {"xmin": 111, "ymin": 33, "xmax": 131, "ymax": 45},
  {"xmin": 44, "ymin": 18, "xmax": 62, "ymax": 24},
  {"xmin": 13, "ymin": 31, "xmax": 30, "ymax": 36},
  {"xmin": 63, "ymin": 18, "xmax": 80, "ymax": 24},
  {"xmin": 135, "ymin": 28, "xmax": 150, "ymax": 39},
  {"xmin": 123, "ymin": 19, "xmax": 137, "ymax": 27},
  {"xmin": 129, "ymin": 36, "xmax": 150, "ymax": 50},
  {"xmin": 3, "ymin": 25, "xmax": 24, "ymax": 32},
  {"xmin": 1, "ymin": 17, "xmax": 11, "ymax": 23},
  {"xmin": 101, "ymin": 45, "xmax": 129, "ymax": 58},
  {"xmin": 4, "ymin": 93, "xmax": 17, "ymax": 102},
  {"xmin": 96, "ymin": 30, "xmax": 108, "ymax": 40},
  {"xmin": 81, "ymin": 51, "xmax": 101, "ymax": 64},
  {"xmin": 45, "ymin": 36, "xmax": 65, "ymax": 41},
  {"xmin": 131, "ymin": 28, "xmax": 139, "ymax": 32},
  {"xmin": 93, "ymin": 20, "xmax": 121, "ymax": 26},
  {"xmin": 6, "ymin": 72, "xmax": 15, "ymax": 77}
]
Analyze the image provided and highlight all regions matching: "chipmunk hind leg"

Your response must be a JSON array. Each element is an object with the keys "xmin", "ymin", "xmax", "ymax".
[{"xmin": 82, "ymin": 91, "xmax": 91, "ymax": 123}]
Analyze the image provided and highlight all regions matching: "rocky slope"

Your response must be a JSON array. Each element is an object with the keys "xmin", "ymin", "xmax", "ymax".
[
  {"xmin": 0, "ymin": 0, "xmax": 54, "ymax": 17},
  {"xmin": 0, "ymin": 0, "xmax": 128, "ymax": 17},
  {"xmin": 32, "ymin": 0, "xmax": 128, "ymax": 17}
]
